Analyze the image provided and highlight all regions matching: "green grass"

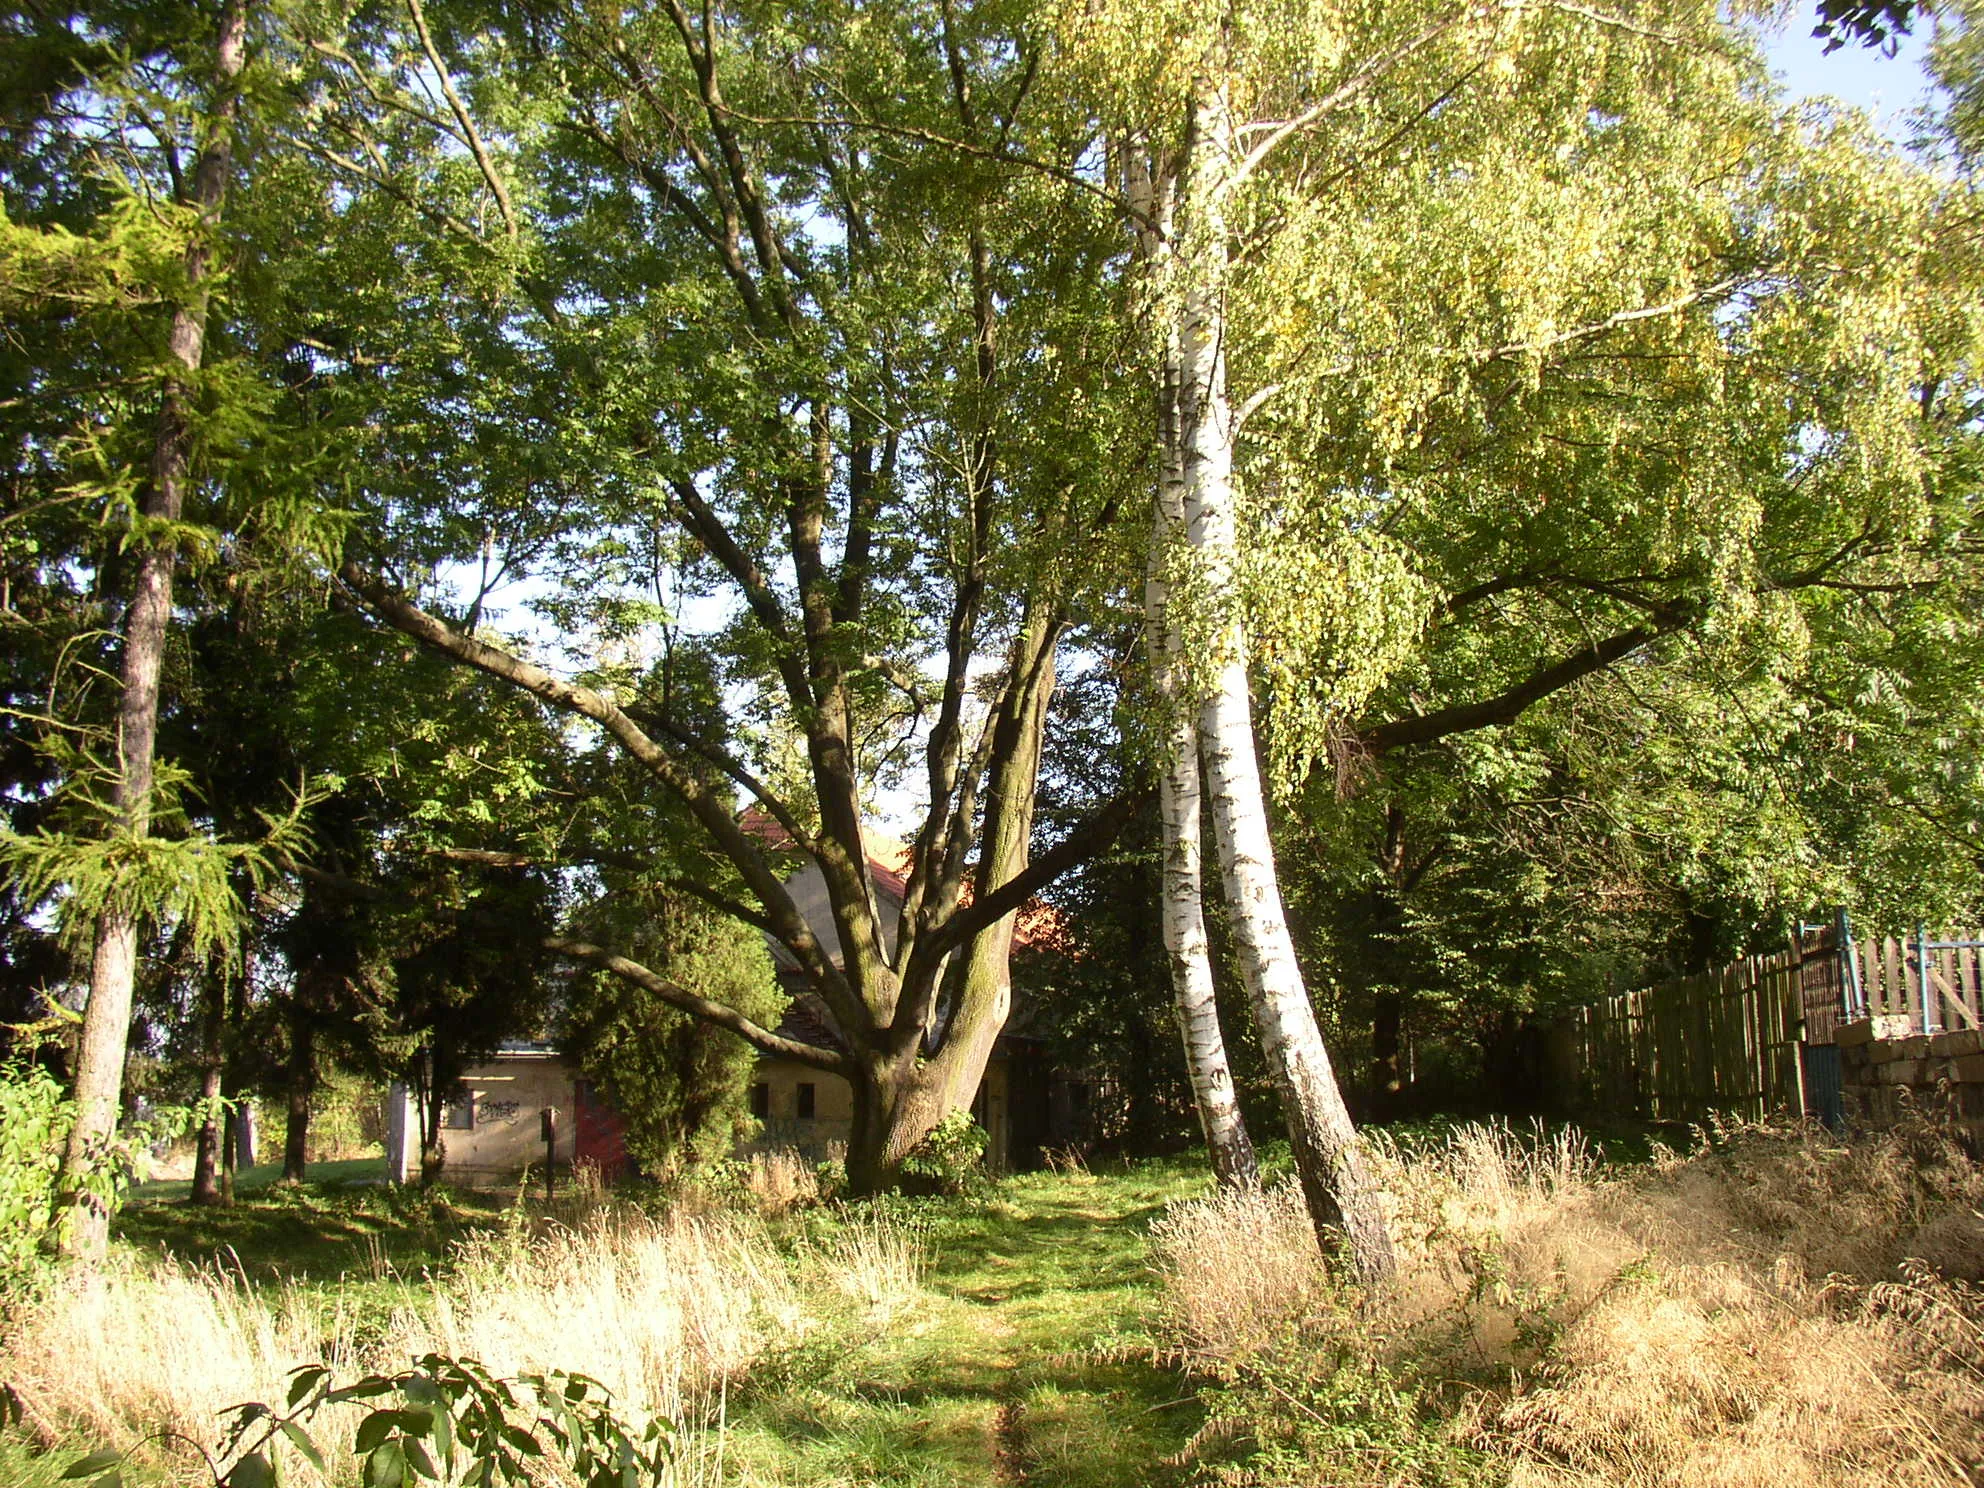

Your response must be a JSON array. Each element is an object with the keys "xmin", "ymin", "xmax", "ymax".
[
  {"xmin": 725, "ymin": 1159, "xmax": 1214, "ymax": 1487},
  {"xmin": 116, "ymin": 1159, "xmax": 512, "ymax": 1287},
  {"xmin": 132, "ymin": 1155, "xmax": 391, "ymax": 1203},
  {"xmin": 43, "ymin": 1157, "xmax": 1218, "ymax": 1486}
]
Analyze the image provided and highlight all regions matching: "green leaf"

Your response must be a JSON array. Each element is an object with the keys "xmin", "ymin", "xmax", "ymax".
[
  {"xmin": 399, "ymin": 1375, "xmax": 440, "ymax": 1408},
  {"xmin": 500, "ymin": 1423, "xmax": 543, "ymax": 1457},
  {"xmin": 62, "ymin": 1451, "xmax": 123, "ymax": 1479},
  {"xmin": 326, "ymin": 1378, "xmax": 397, "ymax": 1405},
  {"xmin": 225, "ymin": 1451, "xmax": 275, "ymax": 1488},
  {"xmin": 287, "ymin": 1365, "xmax": 330, "ymax": 1410},
  {"xmin": 364, "ymin": 1440, "xmax": 407, "ymax": 1488},
  {"xmin": 280, "ymin": 1420, "xmax": 327, "ymax": 1475},
  {"xmin": 355, "ymin": 1411, "xmax": 398, "ymax": 1454},
  {"xmin": 402, "ymin": 1435, "xmax": 440, "ymax": 1481}
]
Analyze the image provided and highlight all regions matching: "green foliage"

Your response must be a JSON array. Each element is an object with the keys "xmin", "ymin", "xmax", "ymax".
[
  {"xmin": 0, "ymin": 1051, "xmax": 222, "ymax": 1282},
  {"xmin": 1190, "ymin": 1335, "xmax": 1498, "ymax": 1488},
  {"xmin": 898, "ymin": 1111, "xmax": 989, "ymax": 1195},
  {"xmin": 0, "ymin": 755, "xmax": 326, "ymax": 967},
  {"xmin": 0, "ymin": 1058, "xmax": 72, "ymax": 1298},
  {"xmin": 64, "ymin": 1355, "xmax": 674, "ymax": 1488},
  {"xmin": 561, "ymin": 894, "xmax": 781, "ymax": 1174}
]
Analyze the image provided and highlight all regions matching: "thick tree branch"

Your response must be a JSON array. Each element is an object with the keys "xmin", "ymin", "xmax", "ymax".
[
  {"xmin": 337, "ymin": 562, "xmax": 870, "ymax": 1034},
  {"xmin": 1361, "ymin": 623, "xmax": 1668, "ymax": 754},
  {"xmin": 404, "ymin": 0, "xmax": 516, "ymax": 237},
  {"xmin": 621, "ymin": 702, "xmax": 815, "ymax": 849},
  {"xmin": 921, "ymin": 784, "xmax": 1152, "ymax": 962},
  {"xmin": 662, "ymin": 476, "xmax": 815, "ymax": 716},
  {"xmin": 545, "ymin": 935, "xmax": 851, "ymax": 1073},
  {"xmin": 1228, "ymin": 16, "xmax": 1464, "ymax": 189}
]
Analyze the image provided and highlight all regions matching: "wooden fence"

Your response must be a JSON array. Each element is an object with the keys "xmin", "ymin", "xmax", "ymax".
[
  {"xmin": 1563, "ymin": 926, "xmax": 1984, "ymax": 1125},
  {"xmin": 1563, "ymin": 949, "xmax": 1806, "ymax": 1124},
  {"xmin": 1840, "ymin": 932, "xmax": 1984, "ymax": 1035}
]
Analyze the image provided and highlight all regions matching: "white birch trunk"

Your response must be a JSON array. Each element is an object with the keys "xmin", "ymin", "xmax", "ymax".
[
  {"xmin": 1174, "ymin": 74, "xmax": 1396, "ymax": 1282},
  {"xmin": 1147, "ymin": 355, "xmax": 1259, "ymax": 1190}
]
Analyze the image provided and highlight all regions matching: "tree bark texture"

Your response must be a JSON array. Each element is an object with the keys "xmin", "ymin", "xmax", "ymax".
[
  {"xmin": 58, "ymin": 0, "xmax": 250, "ymax": 1254},
  {"xmin": 189, "ymin": 967, "xmax": 227, "ymax": 1205},
  {"xmin": 1146, "ymin": 345, "xmax": 1257, "ymax": 1190},
  {"xmin": 1173, "ymin": 73, "xmax": 1395, "ymax": 1282},
  {"xmin": 282, "ymin": 1009, "xmax": 313, "ymax": 1183}
]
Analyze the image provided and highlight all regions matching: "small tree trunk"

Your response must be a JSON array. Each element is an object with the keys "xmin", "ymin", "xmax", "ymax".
[
  {"xmin": 282, "ymin": 1011, "xmax": 313, "ymax": 1184},
  {"xmin": 189, "ymin": 969, "xmax": 226, "ymax": 1205},
  {"xmin": 57, "ymin": 0, "xmax": 250, "ymax": 1256},
  {"xmin": 1174, "ymin": 71, "xmax": 1394, "ymax": 1282},
  {"xmin": 1371, "ymin": 990, "xmax": 1405, "ymax": 1119},
  {"xmin": 418, "ymin": 1059, "xmax": 447, "ymax": 1187},
  {"xmin": 1158, "ymin": 733, "xmax": 1260, "ymax": 1189}
]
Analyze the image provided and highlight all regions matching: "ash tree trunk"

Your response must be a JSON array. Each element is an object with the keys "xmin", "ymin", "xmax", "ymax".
[
  {"xmin": 59, "ymin": 0, "xmax": 250, "ymax": 1256},
  {"xmin": 325, "ymin": 3, "xmax": 1143, "ymax": 1193}
]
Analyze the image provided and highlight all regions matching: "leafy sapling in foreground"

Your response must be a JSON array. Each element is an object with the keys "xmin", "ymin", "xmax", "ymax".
[{"xmin": 62, "ymin": 1355, "xmax": 675, "ymax": 1488}]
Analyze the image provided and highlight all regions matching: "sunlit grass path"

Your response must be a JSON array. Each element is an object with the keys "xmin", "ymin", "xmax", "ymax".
[
  {"xmin": 0, "ymin": 1159, "xmax": 1211, "ymax": 1487},
  {"xmin": 726, "ymin": 1163, "xmax": 1211, "ymax": 1488}
]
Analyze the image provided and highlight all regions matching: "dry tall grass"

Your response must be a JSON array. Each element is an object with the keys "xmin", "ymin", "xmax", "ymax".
[
  {"xmin": 1152, "ymin": 1120, "xmax": 1984, "ymax": 1488},
  {"xmin": 2, "ymin": 1199, "xmax": 924, "ymax": 1485}
]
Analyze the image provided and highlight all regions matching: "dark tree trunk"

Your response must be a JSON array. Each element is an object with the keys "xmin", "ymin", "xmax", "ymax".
[
  {"xmin": 1370, "ymin": 989, "xmax": 1405, "ymax": 1121},
  {"xmin": 189, "ymin": 968, "xmax": 226, "ymax": 1206},
  {"xmin": 282, "ymin": 1012, "xmax": 313, "ymax": 1183}
]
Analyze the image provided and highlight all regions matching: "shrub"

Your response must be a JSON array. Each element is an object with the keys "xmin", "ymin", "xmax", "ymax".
[
  {"xmin": 60, "ymin": 1353, "xmax": 674, "ymax": 1488},
  {"xmin": 897, "ymin": 1111, "xmax": 987, "ymax": 1195},
  {"xmin": 0, "ymin": 1058, "xmax": 71, "ymax": 1299}
]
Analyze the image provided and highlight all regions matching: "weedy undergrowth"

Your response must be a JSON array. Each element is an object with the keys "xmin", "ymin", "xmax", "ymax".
[{"xmin": 1153, "ymin": 1119, "xmax": 1984, "ymax": 1488}]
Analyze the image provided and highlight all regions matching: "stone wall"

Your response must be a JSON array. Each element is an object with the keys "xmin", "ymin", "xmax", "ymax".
[{"xmin": 1836, "ymin": 1016, "xmax": 1984, "ymax": 1132}]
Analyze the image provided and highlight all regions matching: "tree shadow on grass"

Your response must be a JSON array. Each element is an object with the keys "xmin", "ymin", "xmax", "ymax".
[{"xmin": 114, "ymin": 1170, "xmax": 508, "ymax": 1284}]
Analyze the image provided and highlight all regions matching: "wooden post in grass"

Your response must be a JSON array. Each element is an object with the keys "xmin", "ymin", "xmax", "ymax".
[{"xmin": 541, "ymin": 1107, "xmax": 557, "ymax": 1203}]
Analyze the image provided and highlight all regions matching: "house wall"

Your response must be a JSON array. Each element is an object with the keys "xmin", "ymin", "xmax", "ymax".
[
  {"xmin": 382, "ymin": 1044, "xmax": 1046, "ymax": 1185},
  {"xmin": 746, "ymin": 1059, "xmax": 855, "ymax": 1159},
  {"xmin": 383, "ymin": 1056, "xmax": 576, "ymax": 1187}
]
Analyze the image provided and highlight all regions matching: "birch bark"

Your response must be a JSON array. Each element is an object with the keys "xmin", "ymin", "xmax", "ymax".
[
  {"xmin": 1172, "ymin": 70, "xmax": 1396, "ymax": 1281},
  {"xmin": 1147, "ymin": 343, "xmax": 1259, "ymax": 1190}
]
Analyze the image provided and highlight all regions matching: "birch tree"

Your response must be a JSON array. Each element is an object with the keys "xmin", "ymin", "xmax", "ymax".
[{"xmin": 1067, "ymin": 0, "xmax": 1938, "ymax": 1277}]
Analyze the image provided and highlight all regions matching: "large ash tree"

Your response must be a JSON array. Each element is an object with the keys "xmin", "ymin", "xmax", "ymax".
[{"xmin": 308, "ymin": 0, "xmax": 1145, "ymax": 1190}]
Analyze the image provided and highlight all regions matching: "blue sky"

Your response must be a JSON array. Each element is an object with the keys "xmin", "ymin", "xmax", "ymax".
[{"xmin": 1761, "ymin": 11, "xmax": 1936, "ymax": 130}]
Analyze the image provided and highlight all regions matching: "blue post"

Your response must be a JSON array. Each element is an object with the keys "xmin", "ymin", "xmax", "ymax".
[
  {"xmin": 1837, "ymin": 908, "xmax": 1864, "ymax": 1020},
  {"xmin": 1919, "ymin": 924, "xmax": 1938, "ymax": 1036}
]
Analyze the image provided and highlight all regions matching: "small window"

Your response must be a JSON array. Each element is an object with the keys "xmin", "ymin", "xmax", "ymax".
[
  {"xmin": 749, "ymin": 1083, "xmax": 770, "ymax": 1120},
  {"xmin": 442, "ymin": 1092, "xmax": 475, "ymax": 1130},
  {"xmin": 796, "ymin": 1082, "xmax": 816, "ymax": 1119}
]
